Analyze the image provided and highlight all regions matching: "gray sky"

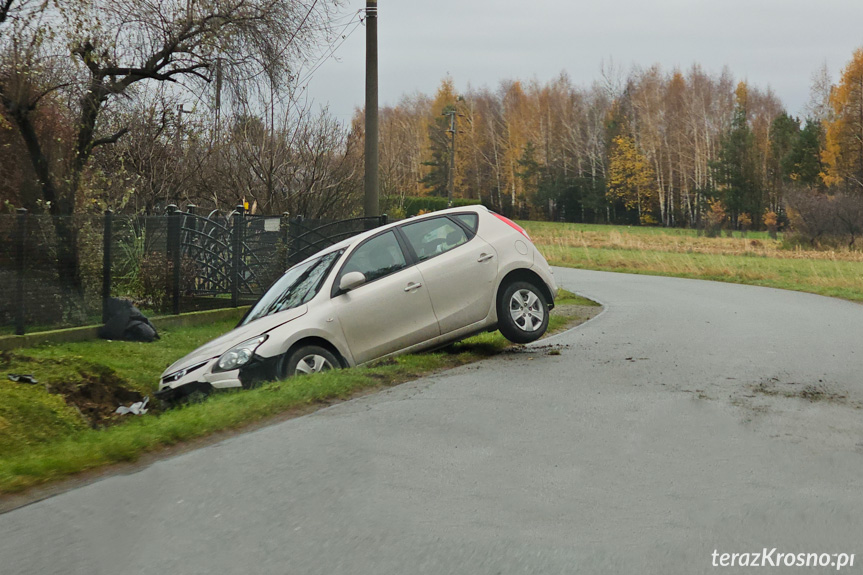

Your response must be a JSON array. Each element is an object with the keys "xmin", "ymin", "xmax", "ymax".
[{"xmin": 301, "ymin": 0, "xmax": 863, "ymax": 121}]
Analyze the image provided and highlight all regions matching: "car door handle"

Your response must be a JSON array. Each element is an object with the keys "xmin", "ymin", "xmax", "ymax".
[
  {"xmin": 477, "ymin": 253, "xmax": 494, "ymax": 263},
  {"xmin": 404, "ymin": 282, "xmax": 422, "ymax": 292}
]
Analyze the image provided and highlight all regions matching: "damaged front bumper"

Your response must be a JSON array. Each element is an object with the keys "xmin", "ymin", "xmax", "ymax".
[
  {"xmin": 154, "ymin": 380, "xmax": 214, "ymax": 402},
  {"xmin": 156, "ymin": 355, "xmax": 278, "ymax": 402}
]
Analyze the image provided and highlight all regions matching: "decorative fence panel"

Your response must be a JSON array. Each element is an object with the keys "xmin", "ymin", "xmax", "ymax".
[
  {"xmin": 286, "ymin": 215, "xmax": 387, "ymax": 267},
  {"xmin": 0, "ymin": 207, "xmax": 387, "ymax": 335}
]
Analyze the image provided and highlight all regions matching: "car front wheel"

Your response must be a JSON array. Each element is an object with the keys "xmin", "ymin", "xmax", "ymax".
[
  {"xmin": 277, "ymin": 345, "xmax": 339, "ymax": 379},
  {"xmin": 497, "ymin": 281, "xmax": 549, "ymax": 344}
]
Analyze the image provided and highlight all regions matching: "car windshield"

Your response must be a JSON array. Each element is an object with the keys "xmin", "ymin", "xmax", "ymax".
[{"xmin": 241, "ymin": 250, "xmax": 343, "ymax": 325}]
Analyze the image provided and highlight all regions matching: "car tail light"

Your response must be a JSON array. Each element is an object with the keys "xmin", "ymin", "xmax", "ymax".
[{"xmin": 492, "ymin": 213, "xmax": 530, "ymax": 240}]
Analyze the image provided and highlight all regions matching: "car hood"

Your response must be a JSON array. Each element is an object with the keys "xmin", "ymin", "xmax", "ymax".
[{"xmin": 162, "ymin": 306, "xmax": 309, "ymax": 376}]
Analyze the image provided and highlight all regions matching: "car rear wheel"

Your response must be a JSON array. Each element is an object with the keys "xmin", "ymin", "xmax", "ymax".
[
  {"xmin": 497, "ymin": 281, "xmax": 549, "ymax": 344},
  {"xmin": 277, "ymin": 345, "xmax": 339, "ymax": 379}
]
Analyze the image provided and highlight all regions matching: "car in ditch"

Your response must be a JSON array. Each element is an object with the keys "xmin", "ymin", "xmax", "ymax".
[{"xmin": 156, "ymin": 205, "xmax": 557, "ymax": 402}]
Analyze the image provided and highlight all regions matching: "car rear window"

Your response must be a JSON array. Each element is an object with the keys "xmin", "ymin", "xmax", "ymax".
[
  {"xmin": 400, "ymin": 217, "xmax": 469, "ymax": 262},
  {"xmin": 452, "ymin": 213, "xmax": 479, "ymax": 233}
]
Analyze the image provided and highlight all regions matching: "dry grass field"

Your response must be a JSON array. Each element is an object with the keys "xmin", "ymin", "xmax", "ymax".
[{"xmin": 523, "ymin": 222, "xmax": 863, "ymax": 303}]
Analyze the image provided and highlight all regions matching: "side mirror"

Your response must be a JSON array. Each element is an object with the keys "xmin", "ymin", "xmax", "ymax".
[{"xmin": 339, "ymin": 271, "xmax": 366, "ymax": 292}]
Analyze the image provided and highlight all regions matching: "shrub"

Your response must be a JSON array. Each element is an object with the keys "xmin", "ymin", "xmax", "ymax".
[
  {"xmin": 385, "ymin": 196, "xmax": 481, "ymax": 218},
  {"xmin": 702, "ymin": 200, "xmax": 727, "ymax": 238},
  {"xmin": 764, "ymin": 210, "xmax": 779, "ymax": 239},
  {"xmin": 786, "ymin": 188, "xmax": 863, "ymax": 248},
  {"xmin": 137, "ymin": 251, "xmax": 198, "ymax": 311}
]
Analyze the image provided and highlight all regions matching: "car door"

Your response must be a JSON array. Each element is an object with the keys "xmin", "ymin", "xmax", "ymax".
[
  {"xmin": 331, "ymin": 230, "xmax": 440, "ymax": 364},
  {"xmin": 398, "ymin": 215, "xmax": 498, "ymax": 335}
]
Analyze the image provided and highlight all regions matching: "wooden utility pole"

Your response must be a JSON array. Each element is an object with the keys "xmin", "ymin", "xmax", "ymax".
[
  {"xmin": 363, "ymin": 0, "xmax": 379, "ymax": 218},
  {"xmin": 444, "ymin": 109, "xmax": 456, "ymax": 207}
]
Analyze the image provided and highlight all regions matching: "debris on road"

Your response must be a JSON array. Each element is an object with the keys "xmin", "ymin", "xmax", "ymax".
[
  {"xmin": 7, "ymin": 373, "xmax": 38, "ymax": 384},
  {"xmin": 46, "ymin": 375, "xmax": 145, "ymax": 427},
  {"xmin": 115, "ymin": 396, "xmax": 149, "ymax": 416}
]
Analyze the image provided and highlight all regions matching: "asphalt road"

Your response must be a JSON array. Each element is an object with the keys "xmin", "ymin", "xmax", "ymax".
[{"xmin": 2, "ymin": 268, "xmax": 863, "ymax": 574}]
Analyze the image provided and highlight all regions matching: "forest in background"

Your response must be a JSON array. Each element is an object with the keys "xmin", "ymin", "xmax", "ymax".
[
  {"xmin": 3, "ymin": 0, "xmax": 863, "ymax": 266},
  {"xmin": 371, "ymin": 50, "xmax": 863, "ymax": 245}
]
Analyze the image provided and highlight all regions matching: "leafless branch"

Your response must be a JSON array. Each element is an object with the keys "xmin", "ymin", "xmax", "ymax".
[
  {"xmin": 92, "ymin": 127, "xmax": 130, "ymax": 147},
  {"xmin": 0, "ymin": 0, "xmax": 15, "ymax": 24}
]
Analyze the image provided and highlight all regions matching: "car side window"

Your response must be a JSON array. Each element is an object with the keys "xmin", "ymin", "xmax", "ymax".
[
  {"xmin": 400, "ymin": 217, "xmax": 469, "ymax": 262},
  {"xmin": 339, "ymin": 231, "xmax": 407, "ymax": 285},
  {"xmin": 453, "ymin": 213, "xmax": 479, "ymax": 233}
]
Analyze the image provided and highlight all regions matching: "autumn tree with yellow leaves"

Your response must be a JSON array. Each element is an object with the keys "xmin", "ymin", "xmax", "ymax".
[
  {"xmin": 822, "ymin": 48, "xmax": 863, "ymax": 192},
  {"xmin": 606, "ymin": 135, "xmax": 659, "ymax": 224}
]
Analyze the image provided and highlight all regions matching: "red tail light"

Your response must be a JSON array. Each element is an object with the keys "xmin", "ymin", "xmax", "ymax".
[{"xmin": 492, "ymin": 213, "xmax": 530, "ymax": 240}]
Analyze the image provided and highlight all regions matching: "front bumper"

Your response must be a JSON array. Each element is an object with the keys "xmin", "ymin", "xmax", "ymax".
[
  {"xmin": 155, "ymin": 380, "xmax": 214, "ymax": 402},
  {"xmin": 156, "ymin": 355, "xmax": 278, "ymax": 402},
  {"xmin": 157, "ymin": 357, "xmax": 238, "ymax": 402}
]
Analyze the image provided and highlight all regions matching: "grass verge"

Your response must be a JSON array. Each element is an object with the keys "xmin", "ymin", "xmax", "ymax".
[
  {"xmin": 523, "ymin": 221, "xmax": 863, "ymax": 302},
  {"xmin": 0, "ymin": 291, "xmax": 597, "ymax": 494}
]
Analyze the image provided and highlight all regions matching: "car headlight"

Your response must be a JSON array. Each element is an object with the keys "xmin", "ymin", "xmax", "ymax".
[
  {"xmin": 162, "ymin": 360, "xmax": 209, "ymax": 384},
  {"xmin": 215, "ymin": 335, "xmax": 268, "ymax": 372}
]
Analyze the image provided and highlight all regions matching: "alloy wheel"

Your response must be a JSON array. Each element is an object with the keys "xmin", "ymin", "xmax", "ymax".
[
  {"xmin": 294, "ymin": 354, "xmax": 334, "ymax": 375},
  {"xmin": 509, "ymin": 288, "xmax": 544, "ymax": 332}
]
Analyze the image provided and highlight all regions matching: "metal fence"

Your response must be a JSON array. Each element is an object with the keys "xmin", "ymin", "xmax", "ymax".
[
  {"xmin": 0, "ymin": 207, "xmax": 387, "ymax": 335},
  {"xmin": 286, "ymin": 216, "xmax": 389, "ymax": 266}
]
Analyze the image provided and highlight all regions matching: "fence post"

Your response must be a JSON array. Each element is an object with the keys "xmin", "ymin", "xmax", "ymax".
[
  {"xmin": 287, "ymin": 215, "xmax": 304, "ymax": 267},
  {"xmin": 185, "ymin": 204, "xmax": 197, "ymax": 238},
  {"xmin": 364, "ymin": 213, "xmax": 377, "ymax": 231},
  {"xmin": 286, "ymin": 212, "xmax": 291, "ymax": 269},
  {"xmin": 231, "ymin": 204, "xmax": 244, "ymax": 307},
  {"xmin": 14, "ymin": 208, "xmax": 28, "ymax": 336},
  {"xmin": 102, "ymin": 209, "xmax": 113, "ymax": 323},
  {"xmin": 380, "ymin": 213, "xmax": 388, "ymax": 226},
  {"xmin": 166, "ymin": 204, "xmax": 181, "ymax": 315}
]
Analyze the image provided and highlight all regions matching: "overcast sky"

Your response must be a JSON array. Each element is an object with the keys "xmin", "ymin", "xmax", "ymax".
[{"xmin": 300, "ymin": 0, "xmax": 863, "ymax": 121}]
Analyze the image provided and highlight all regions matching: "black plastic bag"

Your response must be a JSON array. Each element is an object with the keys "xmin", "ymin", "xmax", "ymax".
[{"xmin": 98, "ymin": 298, "xmax": 160, "ymax": 342}]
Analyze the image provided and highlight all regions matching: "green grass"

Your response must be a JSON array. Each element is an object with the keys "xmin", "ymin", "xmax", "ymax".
[
  {"xmin": 523, "ymin": 220, "xmax": 776, "ymax": 240},
  {"xmin": 15, "ymin": 317, "xmax": 243, "ymax": 393},
  {"xmin": 0, "ymin": 316, "xmax": 243, "ymax": 461},
  {"xmin": 523, "ymin": 221, "xmax": 863, "ymax": 303},
  {"xmin": 0, "ymin": 291, "xmax": 593, "ymax": 493}
]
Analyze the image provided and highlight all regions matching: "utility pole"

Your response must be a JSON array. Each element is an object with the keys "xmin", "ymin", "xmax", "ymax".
[
  {"xmin": 443, "ymin": 105, "xmax": 463, "ymax": 208},
  {"xmin": 363, "ymin": 0, "xmax": 379, "ymax": 218},
  {"xmin": 214, "ymin": 58, "xmax": 223, "ymax": 137},
  {"xmin": 444, "ymin": 109, "xmax": 456, "ymax": 208},
  {"xmin": 175, "ymin": 104, "xmax": 193, "ymax": 150},
  {"xmin": 174, "ymin": 104, "xmax": 193, "ymax": 206}
]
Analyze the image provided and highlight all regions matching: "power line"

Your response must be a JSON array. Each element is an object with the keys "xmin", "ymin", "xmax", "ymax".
[
  {"xmin": 229, "ymin": 3, "xmax": 352, "ymax": 86},
  {"xmin": 295, "ymin": 11, "xmax": 364, "ymax": 89}
]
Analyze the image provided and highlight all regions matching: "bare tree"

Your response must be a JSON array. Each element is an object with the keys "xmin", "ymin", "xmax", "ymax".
[
  {"xmin": 0, "ymin": 0, "xmax": 17, "ymax": 24},
  {"xmin": 806, "ymin": 62, "xmax": 833, "ymax": 123},
  {"xmin": 834, "ymin": 191, "xmax": 863, "ymax": 248},
  {"xmin": 786, "ymin": 187, "xmax": 838, "ymax": 246},
  {"xmin": 1, "ymin": 0, "xmax": 339, "ymax": 302}
]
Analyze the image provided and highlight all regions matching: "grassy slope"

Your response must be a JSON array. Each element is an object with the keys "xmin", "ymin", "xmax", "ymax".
[
  {"xmin": 0, "ymin": 316, "xmax": 243, "ymax": 460},
  {"xmin": 17, "ymin": 317, "xmax": 244, "ymax": 393},
  {"xmin": 0, "ymin": 292, "xmax": 596, "ymax": 493},
  {"xmin": 523, "ymin": 221, "xmax": 863, "ymax": 303}
]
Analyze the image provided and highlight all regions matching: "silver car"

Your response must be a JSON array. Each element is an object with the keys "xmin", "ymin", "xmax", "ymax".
[{"xmin": 156, "ymin": 206, "xmax": 557, "ymax": 401}]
